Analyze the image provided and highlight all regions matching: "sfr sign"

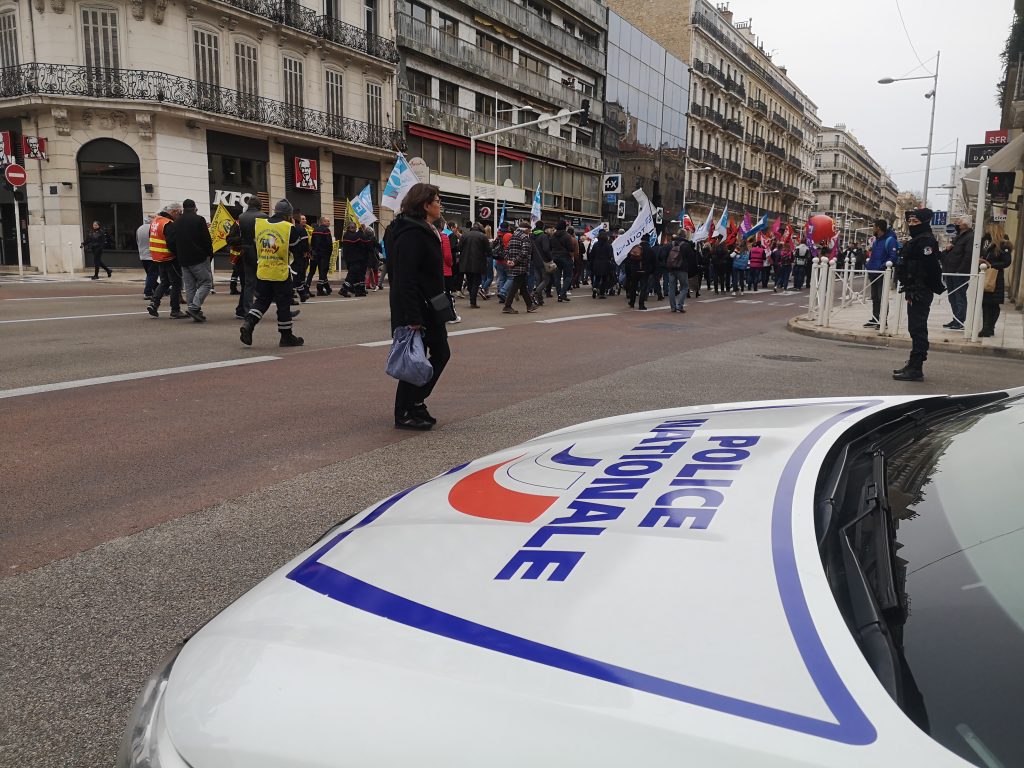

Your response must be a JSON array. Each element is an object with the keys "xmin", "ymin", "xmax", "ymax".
[{"xmin": 985, "ymin": 130, "xmax": 1008, "ymax": 145}]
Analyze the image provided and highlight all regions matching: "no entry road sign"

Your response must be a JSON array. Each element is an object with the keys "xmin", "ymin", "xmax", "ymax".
[{"xmin": 4, "ymin": 163, "xmax": 26, "ymax": 187}]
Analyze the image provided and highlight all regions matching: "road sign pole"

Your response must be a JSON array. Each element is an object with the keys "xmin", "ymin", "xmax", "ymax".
[{"xmin": 14, "ymin": 193, "xmax": 23, "ymax": 278}]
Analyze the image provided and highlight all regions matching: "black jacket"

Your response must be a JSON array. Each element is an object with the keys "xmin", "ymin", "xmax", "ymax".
[
  {"xmin": 174, "ymin": 209, "xmax": 214, "ymax": 267},
  {"xmin": 83, "ymin": 229, "xmax": 106, "ymax": 256},
  {"xmin": 589, "ymin": 237, "xmax": 614, "ymax": 277},
  {"xmin": 675, "ymin": 239, "xmax": 699, "ymax": 275},
  {"xmin": 342, "ymin": 229, "xmax": 375, "ymax": 265},
  {"xmin": 981, "ymin": 235, "xmax": 1013, "ymax": 304},
  {"xmin": 311, "ymin": 224, "xmax": 333, "ymax": 259},
  {"xmin": 385, "ymin": 214, "xmax": 445, "ymax": 330},
  {"xmin": 942, "ymin": 228, "xmax": 974, "ymax": 274},
  {"xmin": 458, "ymin": 228, "xmax": 491, "ymax": 275},
  {"xmin": 897, "ymin": 229, "xmax": 944, "ymax": 301},
  {"xmin": 549, "ymin": 230, "xmax": 573, "ymax": 260},
  {"xmin": 227, "ymin": 203, "xmax": 268, "ymax": 265}
]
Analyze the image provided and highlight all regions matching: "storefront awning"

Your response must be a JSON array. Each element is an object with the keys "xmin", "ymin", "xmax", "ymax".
[{"xmin": 408, "ymin": 125, "xmax": 527, "ymax": 163}]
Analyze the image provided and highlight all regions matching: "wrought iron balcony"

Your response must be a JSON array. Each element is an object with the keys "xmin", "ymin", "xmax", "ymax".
[
  {"xmin": 743, "ymin": 168, "xmax": 763, "ymax": 183},
  {"xmin": 723, "ymin": 159, "xmax": 741, "ymax": 175},
  {"xmin": 747, "ymin": 133, "xmax": 766, "ymax": 151},
  {"xmin": 789, "ymin": 123, "xmax": 804, "ymax": 142},
  {"xmin": 700, "ymin": 149, "xmax": 722, "ymax": 167},
  {"xmin": 788, "ymin": 153, "xmax": 802, "ymax": 169},
  {"xmin": 724, "ymin": 118, "xmax": 743, "ymax": 138},
  {"xmin": 217, "ymin": 0, "xmax": 399, "ymax": 63},
  {"xmin": 0, "ymin": 63, "xmax": 402, "ymax": 150},
  {"xmin": 749, "ymin": 98, "xmax": 768, "ymax": 116},
  {"xmin": 766, "ymin": 142, "xmax": 786, "ymax": 160},
  {"xmin": 771, "ymin": 111, "xmax": 789, "ymax": 130},
  {"xmin": 724, "ymin": 77, "xmax": 746, "ymax": 98}
]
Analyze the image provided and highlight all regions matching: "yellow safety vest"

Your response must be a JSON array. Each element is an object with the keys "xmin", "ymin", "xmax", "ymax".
[{"xmin": 255, "ymin": 219, "xmax": 292, "ymax": 281}]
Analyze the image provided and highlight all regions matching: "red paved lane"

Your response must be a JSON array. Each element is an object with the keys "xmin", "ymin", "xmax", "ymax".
[{"xmin": 0, "ymin": 299, "xmax": 799, "ymax": 574}]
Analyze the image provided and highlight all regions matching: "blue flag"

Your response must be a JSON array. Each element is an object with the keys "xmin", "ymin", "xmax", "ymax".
[
  {"xmin": 499, "ymin": 199, "xmax": 506, "ymax": 227},
  {"xmin": 743, "ymin": 213, "xmax": 771, "ymax": 240},
  {"xmin": 530, "ymin": 184, "xmax": 542, "ymax": 226}
]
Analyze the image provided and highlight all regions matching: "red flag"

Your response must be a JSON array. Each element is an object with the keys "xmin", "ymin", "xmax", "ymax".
[
  {"xmin": 725, "ymin": 217, "xmax": 738, "ymax": 247},
  {"xmin": 683, "ymin": 214, "xmax": 696, "ymax": 232}
]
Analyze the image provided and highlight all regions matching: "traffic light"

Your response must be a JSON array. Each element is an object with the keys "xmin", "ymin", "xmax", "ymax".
[
  {"xmin": 578, "ymin": 99, "xmax": 590, "ymax": 128},
  {"xmin": 987, "ymin": 171, "xmax": 1016, "ymax": 198}
]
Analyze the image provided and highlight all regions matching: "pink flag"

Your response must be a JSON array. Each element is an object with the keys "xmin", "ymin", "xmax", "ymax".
[{"xmin": 740, "ymin": 212, "xmax": 752, "ymax": 234}]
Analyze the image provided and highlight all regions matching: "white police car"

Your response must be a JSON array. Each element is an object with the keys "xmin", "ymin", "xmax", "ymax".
[{"xmin": 119, "ymin": 391, "xmax": 1024, "ymax": 767}]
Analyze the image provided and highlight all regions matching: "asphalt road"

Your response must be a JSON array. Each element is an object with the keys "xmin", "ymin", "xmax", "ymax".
[{"xmin": 1, "ymin": 274, "xmax": 1022, "ymax": 768}]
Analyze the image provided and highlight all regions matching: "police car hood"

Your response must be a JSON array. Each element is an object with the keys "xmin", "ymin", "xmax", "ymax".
[{"xmin": 164, "ymin": 396, "xmax": 969, "ymax": 768}]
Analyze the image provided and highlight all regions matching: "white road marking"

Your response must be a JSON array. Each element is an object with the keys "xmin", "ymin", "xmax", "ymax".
[
  {"xmin": 696, "ymin": 297, "xmax": 732, "ymax": 303},
  {"xmin": 2, "ymin": 293, "xmax": 140, "ymax": 301},
  {"xmin": 358, "ymin": 326, "xmax": 504, "ymax": 347},
  {"xmin": 0, "ymin": 311, "xmax": 149, "ymax": 324},
  {"xmin": 0, "ymin": 357, "xmax": 281, "ymax": 399},
  {"xmin": 534, "ymin": 313, "xmax": 616, "ymax": 324},
  {"xmin": 640, "ymin": 305, "xmax": 672, "ymax": 311},
  {"xmin": 735, "ymin": 300, "xmax": 764, "ymax": 304}
]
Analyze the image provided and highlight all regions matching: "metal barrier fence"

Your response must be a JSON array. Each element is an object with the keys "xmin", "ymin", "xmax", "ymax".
[{"xmin": 803, "ymin": 257, "xmax": 994, "ymax": 342}]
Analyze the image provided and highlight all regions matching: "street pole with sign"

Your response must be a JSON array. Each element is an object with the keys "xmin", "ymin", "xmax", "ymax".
[{"xmin": 5, "ymin": 163, "xmax": 27, "ymax": 277}]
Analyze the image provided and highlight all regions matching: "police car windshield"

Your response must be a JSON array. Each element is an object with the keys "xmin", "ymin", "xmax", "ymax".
[{"xmin": 885, "ymin": 394, "xmax": 1024, "ymax": 767}]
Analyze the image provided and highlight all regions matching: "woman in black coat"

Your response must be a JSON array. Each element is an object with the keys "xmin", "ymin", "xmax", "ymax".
[
  {"xmin": 588, "ymin": 231, "xmax": 614, "ymax": 298},
  {"xmin": 384, "ymin": 183, "xmax": 450, "ymax": 430},
  {"xmin": 84, "ymin": 221, "xmax": 112, "ymax": 279},
  {"xmin": 979, "ymin": 223, "xmax": 1013, "ymax": 337}
]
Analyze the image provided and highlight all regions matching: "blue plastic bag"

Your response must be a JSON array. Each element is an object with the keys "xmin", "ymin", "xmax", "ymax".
[{"xmin": 385, "ymin": 326, "xmax": 433, "ymax": 386}]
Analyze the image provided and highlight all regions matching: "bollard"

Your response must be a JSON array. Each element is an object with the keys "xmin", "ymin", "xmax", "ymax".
[
  {"xmin": 807, "ymin": 257, "xmax": 821, "ymax": 320},
  {"xmin": 878, "ymin": 262, "xmax": 893, "ymax": 335},
  {"xmin": 840, "ymin": 255, "xmax": 853, "ymax": 308},
  {"xmin": 821, "ymin": 259, "xmax": 837, "ymax": 327},
  {"xmin": 969, "ymin": 264, "xmax": 988, "ymax": 342}
]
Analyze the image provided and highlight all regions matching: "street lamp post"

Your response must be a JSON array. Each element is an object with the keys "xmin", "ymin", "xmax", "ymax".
[
  {"xmin": 879, "ymin": 51, "xmax": 940, "ymax": 206},
  {"xmin": 469, "ymin": 103, "xmax": 588, "ymax": 226}
]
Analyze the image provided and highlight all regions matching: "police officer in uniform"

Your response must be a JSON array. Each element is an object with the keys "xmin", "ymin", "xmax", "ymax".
[
  {"xmin": 240, "ymin": 199, "xmax": 305, "ymax": 347},
  {"xmin": 893, "ymin": 207, "xmax": 944, "ymax": 381}
]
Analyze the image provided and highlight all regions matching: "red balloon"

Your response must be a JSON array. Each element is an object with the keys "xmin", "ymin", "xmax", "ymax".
[{"xmin": 807, "ymin": 214, "xmax": 836, "ymax": 243}]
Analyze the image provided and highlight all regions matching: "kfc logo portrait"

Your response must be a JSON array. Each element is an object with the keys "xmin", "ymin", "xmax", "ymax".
[
  {"xmin": 23, "ymin": 136, "xmax": 47, "ymax": 160},
  {"xmin": 293, "ymin": 157, "xmax": 318, "ymax": 191}
]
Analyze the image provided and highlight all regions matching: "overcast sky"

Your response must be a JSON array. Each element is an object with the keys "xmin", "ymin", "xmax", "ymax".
[{"xmin": 740, "ymin": 0, "xmax": 1015, "ymax": 213}]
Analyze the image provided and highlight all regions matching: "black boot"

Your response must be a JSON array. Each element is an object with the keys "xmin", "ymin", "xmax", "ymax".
[
  {"xmin": 893, "ymin": 355, "xmax": 924, "ymax": 381},
  {"xmin": 229, "ymin": 279, "xmax": 240, "ymax": 295},
  {"xmin": 316, "ymin": 282, "xmax": 329, "ymax": 296},
  {"xmin": 239, "ymin": 317, "xmax": 256, "ymax": 346},
  {"xmin": 279, "ymin": 330, "xmax": 304, "ymax": 347}
]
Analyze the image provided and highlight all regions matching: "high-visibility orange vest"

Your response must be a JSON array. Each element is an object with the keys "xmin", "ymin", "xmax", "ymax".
[{"xmin": 149, "ymin": 215, "xmax": 174, "ymax": 262}]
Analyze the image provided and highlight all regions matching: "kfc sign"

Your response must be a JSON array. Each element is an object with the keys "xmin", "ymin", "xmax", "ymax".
[
  {"xmin": 212, "ymin": 190, "xmax": 255, "ymax": 207},
  {"xmin": 22, "ymin": 136, "xmax": 47, "ymax": 160},
  {"xmin": 293, "ymin": 157, "xmax": 318, "ymax": 191},
  {"xmin": 985, "ymin": 130, "xmax": 1009, "ymax": 145}
]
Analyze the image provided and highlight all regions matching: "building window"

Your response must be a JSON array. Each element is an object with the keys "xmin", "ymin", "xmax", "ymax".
[
  {"xmin": 282, "ymin": 55, "xmax": 304, "ymax": 108},
  {"xmin": 409, "ymin": 1, "xmax": 428, "ymax": 23},
  {"xmin": 193, "ymin": 29, "xmax": 220, "ymax": 87},
  {"xmin": 0, "ymin": 11, "xmax": 18, "ymax": 69},
  {"xmin": 475, "ymin": 93, "xmax": 511, "ymax": 120},
  {"xmin": 325, "ymin": 0, "xmax": 341, "ymax": 19},
  {"xmin": 476, "ymin": 31, "xmax": 512, "ymax": 60},
  {"xmin": 366, "ymin": 81, "xmax": 382, "ymax": 127},
  {"xmin": 364, "ymin": 0, "xmax": 377, "ymax": 34},
  {"xmin": 407, "ymin": 69, "xmax": 430, "ymax": 97},
  {"xmin": 580, "ymin": 28, "xmax": 599, "ymax": 48},
  {"xmin": 519, "ymin": 52, "xmax": 549, "ymax": 78},
  {"xmin": 563, "ymin": 20, "xmax": 575, "ymax": 36},
  {"xmin": 525, "ymin": 0, "xmax": 550, "ymax": 21},
  {"xmin": 325, "ymin": 69, "xmax": 344, "ymax": 119},
  {"xmin": 234, "ymin": 40, "xmax": 258, "ymax": 97},
  {"xmin": 436, "ymin": 12, "xmax": 458, "ymax": 37},
  {"xmin": 82, "ymin": 7, "xmax": 120, "ymax": 70},
  {"xmin": 438, "ymin": 79, "xmax": 458, "ymax": 105}
]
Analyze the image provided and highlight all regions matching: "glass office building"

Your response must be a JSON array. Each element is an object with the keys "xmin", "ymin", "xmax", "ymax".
[{"xmin": 603, "ymin": 11, "xmax": 689, "ymax": 228}]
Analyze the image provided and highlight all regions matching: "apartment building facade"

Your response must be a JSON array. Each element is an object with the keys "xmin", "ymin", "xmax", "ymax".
[
  {"xmin": 814, "ymin": 124, "xmax": 886, "ymax": 244},
  {"xmin": 0, "ymin": 0, "xmax": 402, "ymax": 272},
  {"xmin": 606, "ymin": 0, "xmax": 820, "ymax": 231},
  {"xmin": 395, "ymin": 0, "xmax": 605, "ymax": 227}
]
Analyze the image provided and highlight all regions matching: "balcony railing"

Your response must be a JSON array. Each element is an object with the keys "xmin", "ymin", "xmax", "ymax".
[
  {"xmin": 789, "ymin": 123, "xmax": 804, "ymax": 142},
  {"xmin": 395, "ymin": 13, "xmax": 591, "ymax": 113},
  {"xmin": 747, "ymin": 134, "xmax": 766, "ymax": 151},
  {"xmin": 0, "ymin": 63, "xmax": 402, "ymax": 150},
  {"xmin": 724, "ymin": 77, "xmax": 746, "ymax": 99},
  {"xmin": 749, "ymin": 98, "xmax": 768, "ymax": 116},
  {"xmin": 743, "ymin": 168, "xmax": 763, "ymax": 183},
  {"xmin": 788, "ymin": 153, "xmax": 802, "ymax": 169},
  {"xmin": 700, "ymin": 149, "xmax": 722, "ymax": 167},
  {"xmin": 766, "ymin": 142, "xmax": 786, "ymax": 160},
  {"xmin": 771, "ymin": 111, "xmax": 789, "ymax": 130},
  {"xmin": 724, "ymin": 158, "xmax": 741, "ymax": 175},
  {"xmin": 724, "ymin": 118, "xmax": 743, "ymax": 138},
  {"xmin": 218, "ymin": 0, "xmax": 399, "ymax": 63}
]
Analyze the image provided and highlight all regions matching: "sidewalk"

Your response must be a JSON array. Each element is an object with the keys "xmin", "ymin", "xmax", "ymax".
[{"xmin": 789, "ymin": 286, "xmax": 1024, "ymax": 360}]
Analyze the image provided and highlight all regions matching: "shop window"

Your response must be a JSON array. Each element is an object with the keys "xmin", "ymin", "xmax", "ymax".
[
  {"xmin": 77, "ymin": 138, "xmax": 142, "ymax": 252},
  {"xmin": 440, "ymin": 143, "xmax": 456, "ymax": 175}
]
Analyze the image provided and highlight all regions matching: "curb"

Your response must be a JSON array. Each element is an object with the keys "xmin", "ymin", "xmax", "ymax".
[{"xmin": 787, "ymin": 318, "xmax": 1024, "ymax": 361}]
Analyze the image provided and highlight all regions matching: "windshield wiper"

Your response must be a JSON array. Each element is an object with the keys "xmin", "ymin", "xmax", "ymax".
[{"xmin": 839, "ymin": 449, "xmax": 904, "ymax": 700}]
